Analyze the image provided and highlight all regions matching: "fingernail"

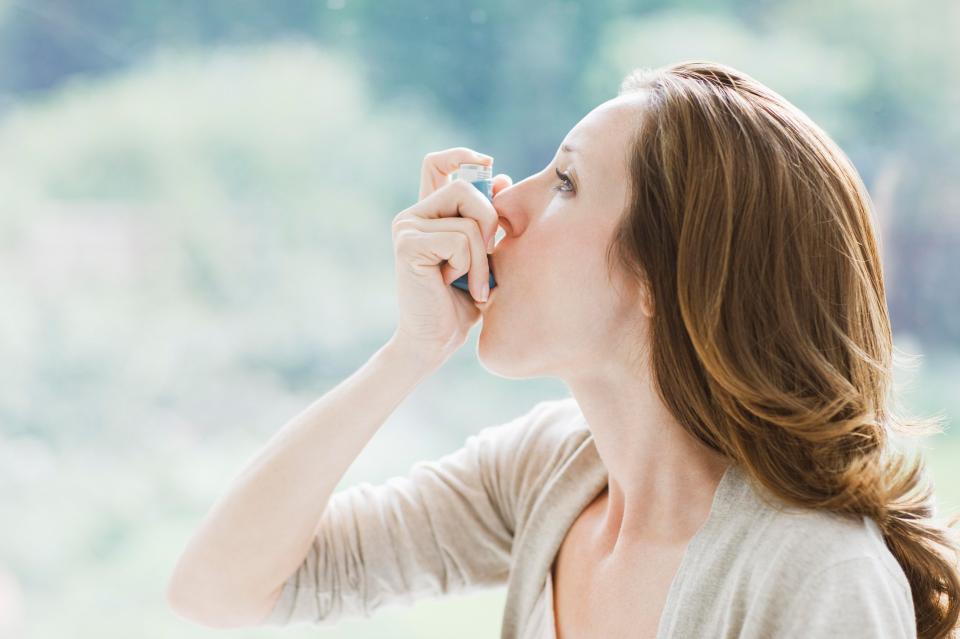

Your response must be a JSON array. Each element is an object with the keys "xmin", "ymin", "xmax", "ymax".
[
  {"xmin": 480, "ymin": 283, "xmax": 489, "ymax": 302},
  {"xmin": 487, "ymin": 234, "xmax": 495, "ymax": 252}
]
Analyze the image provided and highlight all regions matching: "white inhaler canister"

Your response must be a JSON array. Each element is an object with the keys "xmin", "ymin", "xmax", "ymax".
[{"xmin": 452, "ymin": 162, "xmax": 497, "ymax": 293}]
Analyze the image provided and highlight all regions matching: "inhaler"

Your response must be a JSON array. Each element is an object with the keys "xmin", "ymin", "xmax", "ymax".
[{"xmin": 451, "ymin": 162, "xmax": 498, "ymax": 293}]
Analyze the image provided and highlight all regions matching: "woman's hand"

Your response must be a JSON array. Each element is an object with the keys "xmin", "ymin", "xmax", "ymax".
[{"xmin": 390, "ymin": 147, "xmax": 511, "ymax": 366}]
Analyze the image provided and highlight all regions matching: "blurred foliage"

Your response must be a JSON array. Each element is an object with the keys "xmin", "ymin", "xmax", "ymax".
[
  {"xmin": 0, "ymin": 43, "xmax": 472, "ymax": 449},
  {"xmin": 0, "ymin": 1, "xmax": 957, "ymax": 638}
]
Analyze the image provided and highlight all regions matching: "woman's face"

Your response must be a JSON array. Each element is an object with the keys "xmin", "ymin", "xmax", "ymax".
[{"xmin": 478, "ymin": 94, "xmax": 651, "ymax": 379}]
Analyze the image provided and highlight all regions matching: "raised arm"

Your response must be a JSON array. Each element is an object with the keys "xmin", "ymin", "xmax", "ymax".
[
  {"xmin": 257, "ymin": 407, "xmax": 523, "ymax": 628},
  {"xmin": 167, "ymin": 146, "xmax": 511, "ymax": 629},
  {"xmin": 165, "ymin": 336, "xmax": 442, "ymax": 628}
]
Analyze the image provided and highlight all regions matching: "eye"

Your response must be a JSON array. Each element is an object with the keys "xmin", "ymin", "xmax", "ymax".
[{"xmin": 552, "ymin": 167, "xmax": 576, "ymax": 194}]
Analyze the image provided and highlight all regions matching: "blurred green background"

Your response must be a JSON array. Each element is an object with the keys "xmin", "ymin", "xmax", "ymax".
[{"xmin": 0, "ymin": 1, "xmax": 957, "ymax": 637}]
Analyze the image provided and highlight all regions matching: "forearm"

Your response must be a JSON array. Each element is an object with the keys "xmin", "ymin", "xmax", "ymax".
[{"xmin": 166, "ymin": 336, "xmax": 440, "ymax": 625}]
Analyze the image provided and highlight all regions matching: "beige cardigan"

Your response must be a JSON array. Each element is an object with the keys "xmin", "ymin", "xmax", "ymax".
[{"xmin": 260, "ymin": 397, "xmax": 916, "ymax": 638}]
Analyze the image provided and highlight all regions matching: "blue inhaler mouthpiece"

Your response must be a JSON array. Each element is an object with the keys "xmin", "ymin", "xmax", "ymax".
[{"xmin": 452, "ymin": 162, "xmax": 497, "ymax": 294}]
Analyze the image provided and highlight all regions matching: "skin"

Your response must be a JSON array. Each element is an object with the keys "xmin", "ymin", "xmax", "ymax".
[
  {"xmin": 167, "ymin": 97, "xmax": 730, "ymax": 633},
  {"xmin": 478, "ymin": 93, "xmax": 730, "ymax": 631}
]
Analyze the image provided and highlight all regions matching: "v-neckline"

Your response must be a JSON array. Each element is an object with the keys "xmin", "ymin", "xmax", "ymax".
[{"xmin": 544, "ymin": 443, "xmax": 742, "ymax": 639}]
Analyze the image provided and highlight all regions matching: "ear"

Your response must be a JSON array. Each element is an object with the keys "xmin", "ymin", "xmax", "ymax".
[{"xmin": 638, "ymin": 282, "xmax": 655, "ymax": 318}]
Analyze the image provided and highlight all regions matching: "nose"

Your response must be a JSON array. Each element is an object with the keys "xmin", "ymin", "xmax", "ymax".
[{"xmin": 492, "ymin": 172, "xmax": 535, "ymax": 238}]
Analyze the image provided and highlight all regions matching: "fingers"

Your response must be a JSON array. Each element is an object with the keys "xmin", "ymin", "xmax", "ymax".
[
  {"xmin": 396, "ymin": 179, "xmax": 499, "ymax": 253},
  {"xmin": 488, "ymin": 174, "xmax": 513, "ymax": 251},
  {"xmin": 393, "ymin": 216, "xmax": 491, "ymax": 302},
  {"xmin": 491, "ymin": 173, "xmax": 513, "ymax": 197},
  {"xmin": 419, "ymin": 147, "xmax": 493, "ymax": 201}
]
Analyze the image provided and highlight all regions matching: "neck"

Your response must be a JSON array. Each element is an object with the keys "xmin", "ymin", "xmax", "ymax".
[{"xmin": 567, "ymin": 370, "xmax": 730, "ymax": 557}]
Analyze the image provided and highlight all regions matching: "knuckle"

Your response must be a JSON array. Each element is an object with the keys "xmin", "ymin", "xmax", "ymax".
[
  {"xmin": 394, "ymin": 227, "xmax": 421, "ymax": 245},
  {"xmin": 392, "ymin": 228, "xmax": 410, "ymax": 244},
  {"xmin": 454, "ymin": 233, "xmax": 471, "ymax": 256},
  {"xmin": 453, "ymin": 179, "xmax": 475, "ymax": 196},
  {"xmin": 392, "ymin": 216, "xmax": 415, "ymax": 231},
  {"xmin": 455, "ymin": 217, "xmax": 479, "ymax": 240},
  {"xmin": 468, "ymin": 221, "xmax": 484, "ymax": 244}
]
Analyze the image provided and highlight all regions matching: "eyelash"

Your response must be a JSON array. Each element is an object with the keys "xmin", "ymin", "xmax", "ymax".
[{"xmin": 553, "ymin": 168, "xmax": 575, "ymax": 194}]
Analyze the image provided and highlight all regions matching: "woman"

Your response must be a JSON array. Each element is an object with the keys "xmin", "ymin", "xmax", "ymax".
[{"xmin": 166, "ymin": 61, "xmax": 960, "ymax": 638}]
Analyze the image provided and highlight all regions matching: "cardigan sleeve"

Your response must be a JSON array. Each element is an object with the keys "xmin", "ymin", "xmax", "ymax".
[
  {"xmin": 258, "ymin": 400, "xmax": 568, "ymax": 627},
  {"xmin": 778, "ymin": 555, "xmax": 917, "ymax": 638}
]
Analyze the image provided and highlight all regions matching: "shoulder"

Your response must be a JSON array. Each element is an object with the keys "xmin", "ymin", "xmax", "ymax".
[
  {"xmin": 721, "ymin": 478, "xmax": 916, "ymax": 635},
  {"xmin": 474, "ymin": 396, "xmax": 588, "ymax": 463},
  {"xmin": 774, "ymin": 545, "xmax": 916, "ymax": 637},
  {"xmin": 515, "ymin": 396, "xmax": 590, "ymax": 458},
  {"xmin": 754, "ymin": 498, "xmax": 910, "ymax": 594},
  {"xmin": 470, "ymin": 396, "xmax": 590, "ymax": 519}
]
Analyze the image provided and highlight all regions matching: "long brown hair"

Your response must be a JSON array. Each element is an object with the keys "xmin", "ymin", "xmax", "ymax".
[{"xmin": 610, "ymin": 60, "xmax": 959, "ymax": 638}]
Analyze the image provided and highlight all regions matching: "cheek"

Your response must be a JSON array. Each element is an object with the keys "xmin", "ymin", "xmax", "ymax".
[
  {"xmin": 528, "ymin": 229, "xmax": 618, "ymax": 333},
  {"xmin": 488, "ymin": 216, "xmax": 616, "ymax": 323},
  {"xmin": 478, "ymin": 234, "xmax": 630, "ymax": 374},
  {"xmin": 517, "ymin": 210, "xmax": 602, "ymax": 282}
]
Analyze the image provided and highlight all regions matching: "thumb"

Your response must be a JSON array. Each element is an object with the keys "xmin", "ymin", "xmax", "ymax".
[{"xmin": 492, "ymin": 173, "xmax": 513, "ymax": 197}]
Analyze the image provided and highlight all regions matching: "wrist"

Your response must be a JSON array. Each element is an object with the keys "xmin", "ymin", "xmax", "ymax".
[{"xmin": 378, "ymin": 334, "xmax": 447, "ymax": 380}]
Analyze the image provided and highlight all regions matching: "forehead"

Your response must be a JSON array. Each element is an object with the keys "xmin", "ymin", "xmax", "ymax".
[{"xmin": 559, "ymin": 94, "xmax": 645, "ymax": 180}]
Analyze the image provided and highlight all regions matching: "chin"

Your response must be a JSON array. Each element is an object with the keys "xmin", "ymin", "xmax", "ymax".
[{"xmin": 476, "ymin": 323, "xmax": 546, "ymax": 380}]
